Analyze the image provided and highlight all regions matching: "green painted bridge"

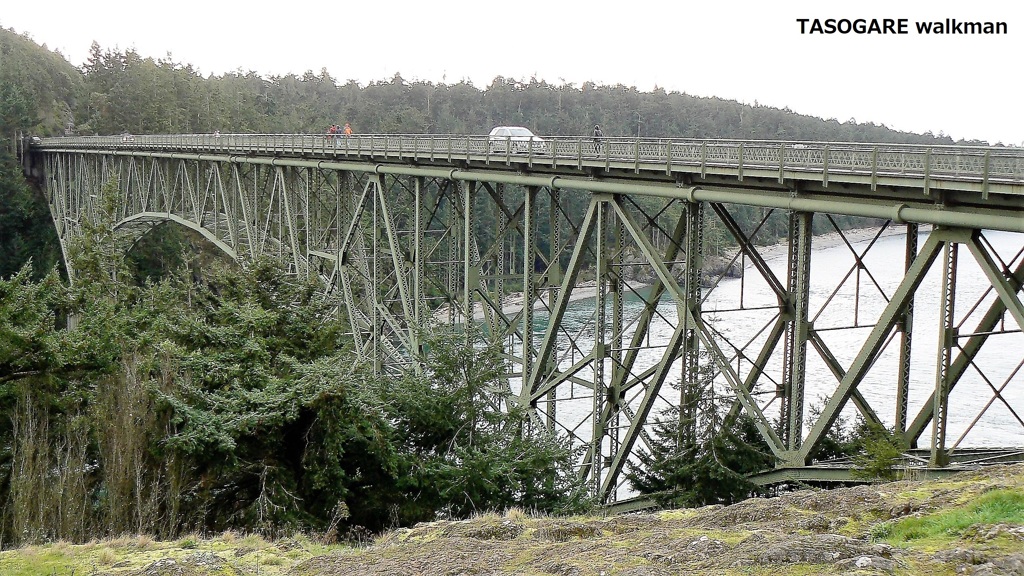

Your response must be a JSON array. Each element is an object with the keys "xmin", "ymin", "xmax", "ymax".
[{"xmin": 23, "ymin": 134, "xmax": 1024, "ymax": 502}]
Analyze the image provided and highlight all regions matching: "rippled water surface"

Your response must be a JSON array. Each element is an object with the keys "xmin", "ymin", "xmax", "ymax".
[{"xmin": 513, "ymin": 229, "xmax": 1024, "ymax": 452}]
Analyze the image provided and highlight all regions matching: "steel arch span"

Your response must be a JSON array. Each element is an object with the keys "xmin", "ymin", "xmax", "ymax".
[{"xmin": 24, "ymin": 134, "xmax": 1024, "ymax": 502}]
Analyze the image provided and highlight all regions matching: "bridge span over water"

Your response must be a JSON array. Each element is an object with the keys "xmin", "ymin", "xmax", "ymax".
[{"xmin": 23, "ymin": 134, "xmax": 1024, "ymax": 503}]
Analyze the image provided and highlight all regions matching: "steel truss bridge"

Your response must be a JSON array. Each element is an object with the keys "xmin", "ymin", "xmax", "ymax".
[{"xmin": 23, "ymin": 134, "xmax": 1024, "ymax": 503}]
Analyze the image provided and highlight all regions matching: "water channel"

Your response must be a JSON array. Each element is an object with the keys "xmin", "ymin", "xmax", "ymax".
[{"xmin": 511, "ymin": 228, "xmax": 1024, "ymax": 459}]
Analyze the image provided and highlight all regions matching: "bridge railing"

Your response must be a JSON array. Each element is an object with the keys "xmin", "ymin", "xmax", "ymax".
[{"xmin": 34, "ymin": 134, "xmax": 1024, "ymax": 187}]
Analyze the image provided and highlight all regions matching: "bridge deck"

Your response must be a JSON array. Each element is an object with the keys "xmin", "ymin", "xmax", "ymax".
[{"xmin": 35, "ymin": 134, "xmax": 1024, "ymax": 200}]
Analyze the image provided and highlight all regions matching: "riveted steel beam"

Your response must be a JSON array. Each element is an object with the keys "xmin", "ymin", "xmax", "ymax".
[
  {"xmin": 895, "ymin": 224, "xmax": 919, "ymax": 435},
  {"xmin": 680, "ymin": 200, "xmax": 704, "ymax": 447},
  {"xmin": 784, "ymin": 212, "xmax": 813, "ymax": 451},
  {"xmin": 798, "ymin": 229, "xmax": 958, "ymax": 462},
  {"xmin": 39, "ymin": 147, "xmax": 1024, "ymax": 232},
  {"xmin": 931, "ymin": 240, "xmax": 959, "ymax": 467},
  {"xmin": 522, "ymin": 186, "xmax": 538, "ymax": 400}
]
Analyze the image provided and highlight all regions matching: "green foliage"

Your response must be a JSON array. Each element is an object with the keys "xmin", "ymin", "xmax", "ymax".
[
  {"xmin": 0, "ymin": 265, "xmax": 70, "ymax": 385},
  {"xmin": 0, "ymin": 147, "xmax": 62, "ymax": 279},
  {"xmin": 372, "ymin": 329, "xmax": 590, "ymax": 528},
  {"xmin": 804, "ymin": 397, "xmax": 869, "ymax": 464},
  {"xmin": 804, "ymin": 399, "xmax": 908, "ymax": 481},
  {"xmin": 124, "ymin": 223, "xmax": 192, "ymax": 283},
  {"xmin": 149, "ymin": 256, "xmax": 354, "ymax": 531},
  {"xmin": 626, "ymin": 351, "xmax": 773, "ymax": 508},
  {"xmin": 0, "ymin": 27, "xmax": 82, "ymax": 135},
  {"xmin": 0, "ymin": 81, "xmax": 35, "ymax": 134},
  {"xmin": 627, "ymin": 407, "xmax": 773, "ymax": 508},
  {"xmin": 3, "ymin": 217, "xmax": 589, "ymax": 542},
  {"xmin": 872, "ymin": 489, "xmax": 1024, "ymax": 543},
  {"xmin": 851, "ymin": 423, "xmax": 908, "ymax": 481}
]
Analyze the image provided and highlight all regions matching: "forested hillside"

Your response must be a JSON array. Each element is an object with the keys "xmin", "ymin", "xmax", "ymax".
[
  {"xmin": 5, "ymin": 26, "xmax": 982, "ymax": 143},
  {"xmin": 0, "ymin": 26, "xmax": 995, "ymax": 548},
  {"xmin": 2, "ymin": 25, "xmax": 989, "ymax": 278}
]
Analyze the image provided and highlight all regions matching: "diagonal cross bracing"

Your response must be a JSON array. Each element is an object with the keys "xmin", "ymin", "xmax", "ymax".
[
  {"xmin": 798, "ymin": 229, "xmax": 954, "ymax": 462},
  {"xmin": 29, "ymin": 140, "xmax": 1024, "ymax": 502}
]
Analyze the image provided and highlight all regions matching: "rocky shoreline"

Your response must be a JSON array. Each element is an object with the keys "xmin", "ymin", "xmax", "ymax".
[{"xmin": 453, "ymin": 224, "xmax": 921, "ymax": 322}]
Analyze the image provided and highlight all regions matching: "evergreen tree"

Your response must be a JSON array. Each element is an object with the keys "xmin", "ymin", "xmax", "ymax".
[
  {"xmin": 627, "ymin": 354, "xmax": 773, "ymax": 508},
  {"xmin": 375, "ymin": 328, "xmax": 590, "ymax": 527}
]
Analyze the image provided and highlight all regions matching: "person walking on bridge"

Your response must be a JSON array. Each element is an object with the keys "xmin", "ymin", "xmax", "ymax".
[
  {"xmin": 593, "ymin": 124, "xmax": 603, "ymax": 155},
  {"xmin": 344, "ymin": 122, "xmax": 352, "ymax": 136}
]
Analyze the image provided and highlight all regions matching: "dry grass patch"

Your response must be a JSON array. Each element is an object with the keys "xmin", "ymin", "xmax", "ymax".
[
  {"xmin": 49, "ymin": 540, "xmax": 71, "ymax": 552},
  {"xmin": 504, "ymin": 506, "xmax": 530, "ymax": 521},
  {"xmin": 96, "ymin": 546, "xmax": 117, "ymax": 565},
  {"xmin": 239, "ymin": 533, "xmax": 270, "ymax": 549},
  {"xmin": 533, "ymin": 521, "xmax": 603, "ymax": 542}
]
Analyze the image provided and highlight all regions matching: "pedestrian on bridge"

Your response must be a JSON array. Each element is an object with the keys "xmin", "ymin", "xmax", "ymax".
[
  {"xmin": 593, "ymin": 124, "xmax": 603, "ymax": 155},
  {"xmin": 344, "ymin": 122, "xmax": 352, "ymax": 136}
]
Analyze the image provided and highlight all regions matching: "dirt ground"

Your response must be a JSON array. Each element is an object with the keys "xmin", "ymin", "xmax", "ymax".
[
  {"xmin": 3, "ymin": 463, "xmax": 1022, "ymax": 575},
  {"xmin": 293, "ymin": 464, "xmax": 1024, "ymax": 576}
]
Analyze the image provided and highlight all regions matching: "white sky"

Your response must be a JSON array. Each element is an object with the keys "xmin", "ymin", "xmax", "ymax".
[{"xmin": 2, "ymin": 1, "xmax": 1020, "ymax": 144}]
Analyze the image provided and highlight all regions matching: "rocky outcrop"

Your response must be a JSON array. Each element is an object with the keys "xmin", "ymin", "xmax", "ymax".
[{"xmin": 297, "ymin": 464, "xmax": 1024, "ymax": 576}]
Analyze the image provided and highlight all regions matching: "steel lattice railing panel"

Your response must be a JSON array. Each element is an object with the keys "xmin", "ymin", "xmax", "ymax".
[{"xmin": 34, "ymin": 134, "xmax": 1024, "ymax": 190}]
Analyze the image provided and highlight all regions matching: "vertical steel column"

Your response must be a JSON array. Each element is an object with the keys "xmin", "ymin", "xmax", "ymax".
[
  {"xmin": 895, "ymin": 223, "xmax": 919, "ymax": 439},
  {"xmin": 610, "ymin": 213, "xmax": 625, "ymax": 481},
  {"xmin": 522, "ymin": 187, "xmax": 537, "ymax": 399},
  {"xmin": 463, "ymin": 180, "xmax": 475, "ymax": 328},
  {"xmin": 496, "ymin": 183, "xmax": 507, "ymax": 321},
  {"xmin": 680, "ymin": 200, "xmax": 704, "ymax": 445},
  {"xmin": 413, "ymin": 176, "xmax": 424, "ymax": 369},
  {"xmin": 372, "ymin": 177, "xmax": 381, "ymax": 375},
  {"xmin": 546, "ymin": 189, "xmax": 561, "ymax": 431},
  {"xmin": 342, "ymin": 168, "xmax": 350, "ymax": 325},
  {"xmin": 303, "ymin": 167, "xmax": 311, "ymax": 279},
  {"xmin": 447, "ymin": 181, "xmax": 458, "ymax": 330},
  {"xmin": 784, "ymin": 211, "xmax": 813, "ymax": 452},
  {"xmin": 592, "ymin": 199, "xmax": 608, "ymax": 495},
  {"xmin": 931, "ymin": 240, "xmax": 958, "ymax": 467}
]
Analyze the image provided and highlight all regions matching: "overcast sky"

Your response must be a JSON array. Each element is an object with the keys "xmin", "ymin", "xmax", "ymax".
[{"xmin": 3, "ymin": 1, "xmax": 1020, "ymax": 144}]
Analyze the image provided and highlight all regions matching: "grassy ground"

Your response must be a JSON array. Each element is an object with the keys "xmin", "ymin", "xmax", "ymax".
[
  {"xmin": 0, "ymin": 531, "xmax": 337, "ymax": 576},
  {"xmin": 2, "ymin": 464, "xmax": 1024, "ymax": 575}
]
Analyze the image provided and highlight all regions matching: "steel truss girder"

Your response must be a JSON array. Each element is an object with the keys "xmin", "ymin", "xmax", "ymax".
[
  {"xmin": 905, "ymin": 236, "xmax": 1024, "ymax": 445},
  {"xmin": 796, "ymin": 229, "xmax": 953, "ymax": 462},
  {"xmin": 713, "ymin": 204, "xmax": 884, "ymax": 452},
  {"xmin": 35, "ymin": 147, "xmax": 1024, "ymax": 502}
]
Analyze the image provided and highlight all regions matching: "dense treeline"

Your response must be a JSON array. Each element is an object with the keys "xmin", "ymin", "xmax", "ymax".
[
  {"xmin": 0, "ymin": 26, "xmax": 976, "ymax": 545},
  {"xmin": 65, "ymin": 44, "xmax": 978, "ymax": 143},
  {"xmin": 7, "ymin": 26, "xmax": 987, "ymax": 144},
  {"xmin": 1, "ymin": 25, "xmax": 988, "ymax": 278}
]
